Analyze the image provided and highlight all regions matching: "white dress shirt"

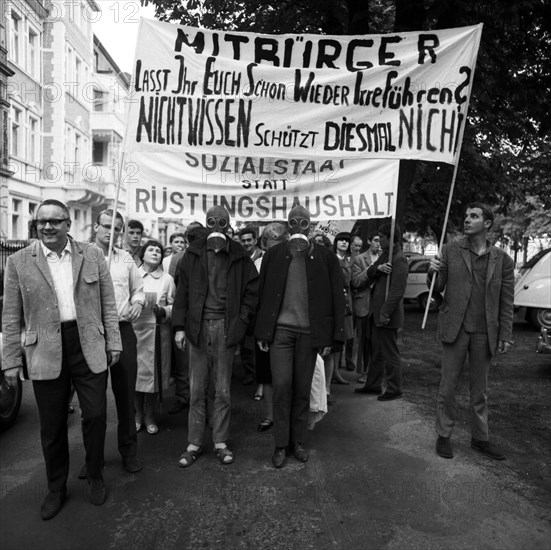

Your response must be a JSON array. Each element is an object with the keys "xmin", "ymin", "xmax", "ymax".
[
  {"xmin": 40, "ymin": 240, "xmax": 77, "ymax": 322},
  {"xmin": 104, "ymin": 247, "xmax": 146, "ymax": 321}
]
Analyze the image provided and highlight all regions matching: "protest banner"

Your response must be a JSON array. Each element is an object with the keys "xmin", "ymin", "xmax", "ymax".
[
  {"xmin": 123, "ymin": 19, "xmax": 481, "ymax": 222},
  {"xmin": 126, "ymin": 152, "xmax": 399, "ymax": 222},
  {"xmin": 124, "ymin": 19, "xmax": 482, "ymax": 163}
]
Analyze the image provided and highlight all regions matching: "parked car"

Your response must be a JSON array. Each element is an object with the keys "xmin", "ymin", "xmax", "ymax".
[
  {"xmin": 403, "ymin": 258, "xmax": 442, "ymax": 312},
  {"xmin": 514, "ymin": 248, "xmax": 551, "ymax": 330}
]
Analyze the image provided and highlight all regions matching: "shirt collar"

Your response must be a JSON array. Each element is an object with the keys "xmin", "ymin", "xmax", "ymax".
[
  {"xmin": 140, "ymin": 266, "xmax": 163, "ymax": 279},
  {"xmin": 40, "ymin": 239, "xmax": 71, "ymax": 259}
]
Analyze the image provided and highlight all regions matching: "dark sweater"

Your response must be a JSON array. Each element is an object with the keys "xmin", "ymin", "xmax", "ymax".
[{"xmin": 276, "ymin": 246, "xmax": 310, "ymax": 332}]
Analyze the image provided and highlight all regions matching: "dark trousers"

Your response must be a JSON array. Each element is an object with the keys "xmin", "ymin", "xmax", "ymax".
[
  {"xmin": 270, "ymin": 327, "xmax": 317, "ymax": 448},
  {"xmin": 364, "ymin": 317, "xmax": 402, "ymax": 394},
  {"xmin": 33, "ymin": 323, "xmax": 107, "ymax": 492},
  {"xmin": 172, "ymin": 340, "xmax": 190, "ymax": 404},
  {"xmin": 109, "ymin": 321, "xmax": 138, "ymax": 459},
  {"xmin": 240, "ymin": 339, "xmax": 256, "ymax": 379}
]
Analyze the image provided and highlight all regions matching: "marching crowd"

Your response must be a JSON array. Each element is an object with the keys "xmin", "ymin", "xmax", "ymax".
[{"xmin": 1, "ymin": 199, "xmax": 514, "ymax": 520}]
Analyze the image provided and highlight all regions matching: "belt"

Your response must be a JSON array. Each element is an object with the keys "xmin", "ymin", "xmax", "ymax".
[{"xmin": 60, "ymin": 320, "xmax": 77, "ymax": 329}]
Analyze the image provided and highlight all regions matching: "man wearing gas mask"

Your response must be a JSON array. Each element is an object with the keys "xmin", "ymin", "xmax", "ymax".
[
  {"xmin": 255, "ymin": 205, "xmax": 345, "ymax": 468},
  {"xmin": 172, "ymin": 206, "xmax": 259, "ymax": 467}
]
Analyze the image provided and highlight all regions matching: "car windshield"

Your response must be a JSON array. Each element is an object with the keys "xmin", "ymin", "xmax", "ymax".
[{"xmin": 522, "ymin": 249, "xmax": 550, "ymax": 270}]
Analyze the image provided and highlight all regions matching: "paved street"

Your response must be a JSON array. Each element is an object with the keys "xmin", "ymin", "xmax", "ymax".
[{"xmin": 1, "ymin": 355, "xmax": 550, "ymax": 550}]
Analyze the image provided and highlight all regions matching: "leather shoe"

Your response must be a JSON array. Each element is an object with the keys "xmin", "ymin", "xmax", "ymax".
[
  {"xmin": 377, "ymin": 391, "xmax": 403, "ymax": 401},
  {"xmin": 293, "ymin": 443, "xmax": 309, "ymax": 463},
  {"xmin": 332, "ymin": 377, "xmax": 350, "ymax": 385},
  {"xmin": 122, "ymin": 456, "xmax": 143, "ymax": 473},
  {"xmin": 272, "ymin": 447, "xmax": 287, "ymax": 468},
  {"xmin": 88, "ymin": 479, "xmax": 107, "ymax": 505},
  {"xmin": 354, "ymin": 386, "xmax": 381, "ymax": 395},
  {"xmin": 40, "ymin": 490, "xmax": 66, "ymax": 520},
  {"xmin": 168, "ymin": 401, "xmax": 189, "ymax": 414},
  {"xmin": 436, "ymin": 436, "xmax": 454, "ymax": 458},
  {"xmin": 471, "ymin": 439, "xmax": 505, "ymax": 460}
]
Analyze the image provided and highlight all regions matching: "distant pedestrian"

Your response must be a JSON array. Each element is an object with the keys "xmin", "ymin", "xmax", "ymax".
[
  {"xmin": 350, "ymin": 234, "xmax": 381, "ymax": 382},
  {"xmin": 1, "ymin": 199, "xmax": 121, "ymax": 519},
  {"xmin": 124, "ymin": 219, "xmax": 144, "ymax": 266},
  {"xmin": 162, "ymin": 232, "xmax": 186, "ymax": 272},
  {"xmin": 428, "ymin": 203, "xmax": 514, "ymax": 460}
]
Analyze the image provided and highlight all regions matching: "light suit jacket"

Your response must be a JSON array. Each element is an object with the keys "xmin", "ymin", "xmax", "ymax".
[
  {"xmin": 350, "ymin": 251, "xmax": 377, "ymax": 317},
  {"xmin": 430, "ymin": 236, "xmax": 514, "ymax": 356},
  {"xmin": 1, "ymin": 238, "xmax": 122, "ymax": 379}
]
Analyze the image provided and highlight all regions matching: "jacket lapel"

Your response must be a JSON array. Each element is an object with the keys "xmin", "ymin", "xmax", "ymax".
[
  {"xmin": 32, "ymin": 241, "xmax": 57, "ymax": 293},
  {"xmin": 460, "ymin": 243, "xmax": 472, "ymax": 276},
  {"xmin": 486, "ymin": 247, "xmax": 497, "ymax": 286},
  {"xmin": 71, "ymin": 239, "xmax": 84, "ymax": 289}
]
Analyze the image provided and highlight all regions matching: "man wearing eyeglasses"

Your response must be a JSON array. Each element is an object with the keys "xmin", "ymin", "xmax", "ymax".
[
  {"xmin": 89, "ymin": 209, "xmax": 145, "ymax": 476},
  {"xmin": 255, "ymin": 205, "xmax": 345, "ymax": 468},
  {"xmin": 173, "ymin": 206, "xmax": 258, "ymax": 467},
  {"xmin": 1, "ymin": 199, "xmax": 122, "ymax": 519}
]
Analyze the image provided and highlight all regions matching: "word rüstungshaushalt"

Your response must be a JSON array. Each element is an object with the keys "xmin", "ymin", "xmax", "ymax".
[{"xmin": 134, "ymin": 187, "xmax": 394, "ymax": 219}]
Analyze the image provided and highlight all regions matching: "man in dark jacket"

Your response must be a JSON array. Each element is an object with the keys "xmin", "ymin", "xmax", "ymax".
[
  {"xmin": 173, "ymin": 207, "xmax": 258, "ymax": 467},
  {"xmin": 355, "ymin": 222, "xmax": 408, "ymax": 401},
  {"xmin": 255, "ymin": 205, "xmax": 345, "ymax": 468}
]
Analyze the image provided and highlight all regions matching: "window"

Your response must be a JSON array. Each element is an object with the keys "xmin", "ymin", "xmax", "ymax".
[
  {"xmin": 11, "ymin": 107, "xmax": 21, "ymax": 157},
  {"xmin": 93, "ymin": 140, "xmax": 106, "ymax": 164},
  {"xmin": 65, "ymin": 43, "xmax": 74, "ymax": 81},
  {"xmin": 28, "ymin": 116, "xmax": 38, "ymax": 163},
  {"xmin": 28, "ymin": 29, "xmax": 38, "ymax": 78},
  {"xmin": 75, "ymin": 133, "xmax": 81, "ymax": 165},
  {"xmin": 10, "ymin": 12, "xmax": 21, "ymax": 65},
  {"xmin": 94, "ymin": 88, "xmax": 106, "ymax": 111},
  {"xmin": 75, "ymin": 56, "xmax": 82, "ymax": 83},
  {"xmin": 12, "ymin": 199, "xmax": 21, "ymax": 239}
]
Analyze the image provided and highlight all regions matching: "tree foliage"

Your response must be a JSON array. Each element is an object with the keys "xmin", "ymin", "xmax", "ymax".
[{"xmin": 141, "ymin": 0, "xmax": 551, "ymax": 242}]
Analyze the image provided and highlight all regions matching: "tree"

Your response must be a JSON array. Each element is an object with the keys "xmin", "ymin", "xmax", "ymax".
[{"xmin": 141, "ymin": 0, "xmax": 551, "ymax": 241}]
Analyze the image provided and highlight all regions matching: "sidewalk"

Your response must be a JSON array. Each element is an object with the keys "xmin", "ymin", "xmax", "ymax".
[{"xmin": 1, "ymin": 376, "xmax": 549, "ymax": 550}]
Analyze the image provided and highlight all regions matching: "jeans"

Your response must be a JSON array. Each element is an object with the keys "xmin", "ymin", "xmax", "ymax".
[
  {"xmin": 270, "ymin": 327, "xmax": 317, "ymax": 448},
  {"xmin": 187, "ymin": 319, "xmax": 235, "ymax": 446},
  {"xmin": 436, "ymin": 327, "xmax": 491, "ymax": 440}
]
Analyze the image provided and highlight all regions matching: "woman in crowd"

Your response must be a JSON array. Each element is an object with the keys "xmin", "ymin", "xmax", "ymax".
[
  {"xmin": 325, "ymin": 233, "xmax": 354, "ymax": 399},
  {"xmin": 134, "ymin": 240, "xmax": 175, "ymax": 434}
]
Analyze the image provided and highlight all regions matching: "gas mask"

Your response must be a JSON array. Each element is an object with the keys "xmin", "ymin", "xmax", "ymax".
[
  {"xmin": 288, "ymin": 205, "xmax": 311, "ymax": 253},
  {"xmin": 206, "ymin": 206, "xmax": 230, "ymax": 252}
]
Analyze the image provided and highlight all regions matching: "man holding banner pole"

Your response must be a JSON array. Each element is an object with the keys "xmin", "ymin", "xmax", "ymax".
[
  {"xmin": 428, "ymin": 203, "xmax": 514, "ymax": 460},
  {"xmin": 355, "ymin": 222, "xmax": 408, "ymax": 400}
]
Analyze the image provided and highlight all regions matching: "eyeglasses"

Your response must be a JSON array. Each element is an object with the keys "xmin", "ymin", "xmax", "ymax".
[
  {"xmin": 36, "ymin": 218, "xmax": 69, "ymax": 227},
  {"xmin": 99, "ymin": 223, "xmax": 123, "ymax": 232},
  {"xmin": 206, "ymin": 217, "xmax": 228, "ymax": 229},
  {"xmin": 289, "ymin": 218, "xmax": 310, "ymax": 230}
]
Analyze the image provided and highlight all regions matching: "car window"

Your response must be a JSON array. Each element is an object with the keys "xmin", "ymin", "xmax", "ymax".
[{"xmin": 409, "ymin": 260, "xmax": 429, "ymax": 273}]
